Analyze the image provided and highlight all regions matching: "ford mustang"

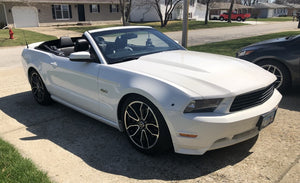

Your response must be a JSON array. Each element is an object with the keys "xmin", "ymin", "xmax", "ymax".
[{"xmin": 22, "ymin": 26, "xmax": 282, "ymax": 155}]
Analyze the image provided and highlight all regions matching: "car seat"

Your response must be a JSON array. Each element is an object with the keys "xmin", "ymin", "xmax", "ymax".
[
  {"xmin": 59, "ymin": 36, "xmax": 74, "ymax": 56},
  {"xmin": 74, "ymin": 39, "xmax": 89, "ymax": 52}
]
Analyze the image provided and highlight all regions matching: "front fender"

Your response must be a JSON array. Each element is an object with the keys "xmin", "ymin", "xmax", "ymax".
[
  {"xmin": 120, "ymin": 75, "xmax": 190, "ymax": 112},
  {"xmin": 252, "ymin": 56, "xmax": 285, "ymax": 64},
  {"xmin": 98, "ymin": 65, "xmax": 191, "ymax": 131}
]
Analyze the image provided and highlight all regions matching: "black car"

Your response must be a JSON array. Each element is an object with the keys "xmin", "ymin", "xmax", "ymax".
[{"xmin": 237, "ymin": 35, "xmax": 300, "ymax": 92}]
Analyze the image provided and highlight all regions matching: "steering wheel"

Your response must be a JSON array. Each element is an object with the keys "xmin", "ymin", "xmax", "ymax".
[{"xmin": 124, "ymin": 46, "xmax": 133, "ymax": 52}]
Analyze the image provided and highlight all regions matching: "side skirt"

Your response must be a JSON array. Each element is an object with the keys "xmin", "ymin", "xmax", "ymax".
[{"xmin": 51, "ymin": 95, "xmax": 121, "ymax": 131}]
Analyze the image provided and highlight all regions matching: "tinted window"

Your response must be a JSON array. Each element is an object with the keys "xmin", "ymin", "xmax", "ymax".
[{"xmin": 91, "ymin": 28, "xmax": 184, "ymax": 64}]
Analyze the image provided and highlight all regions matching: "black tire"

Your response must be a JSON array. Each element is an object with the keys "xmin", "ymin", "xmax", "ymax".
[
  {"xmin": 257, "ymin": 60, "xmax": 291, "ymax": 93},
  {"xmin": 237, "ymin": 17, "xmax": 242, "ymax": 21},
  {"xmin": 121, "ymin": 95, "xmax": 172, "ymax": 154},
  {"xmin": 220, "ymin": 17, "xmax": 224, "ymax": 21},
  {"xmin": 29, "ymin": 70, "xmax": 52, "ymax": 105}
]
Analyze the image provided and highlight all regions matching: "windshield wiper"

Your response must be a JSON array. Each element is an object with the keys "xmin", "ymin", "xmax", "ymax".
[
  {"xmin": 122, "ymin": 57, "xmax": 140, "ymax": 62},
  {"xmin": 119, "ymin": 56, "xmax": 140, "ymax": 62}
]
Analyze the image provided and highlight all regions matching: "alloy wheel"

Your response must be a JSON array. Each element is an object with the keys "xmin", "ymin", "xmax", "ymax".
[
  {"xmin": 31, "ymin": 72, "xmax": 46, "ymax": 103},
  {"xmin": 124, "ymin": 101, "xmax": 160, "ymax": 149},
  {"xmin": 261, "ymin": 64, "xmax": 283, "ymax": 89}
]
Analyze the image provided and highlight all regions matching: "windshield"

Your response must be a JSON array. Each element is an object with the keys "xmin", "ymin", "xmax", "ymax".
[{"xmin": 90, "ymin": 28, "xmax": 184, "ymax": 64}]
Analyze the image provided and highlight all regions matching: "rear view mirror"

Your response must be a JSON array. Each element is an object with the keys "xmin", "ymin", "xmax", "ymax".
[
  {"xmin": 69, "ymin": 51, "xmax": 92, "ymax": 62},
  {"xmin": 121, "ymin": 33, "xmax": 138, "ymax": 39}
]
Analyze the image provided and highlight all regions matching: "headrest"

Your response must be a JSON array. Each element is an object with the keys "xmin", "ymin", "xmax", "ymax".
[
  {"xmin": 74, "ymin": 39, "xmax": 89, "ymax": 52},
  {"xmin": 97, "ymin": 36, "xmax": 105, "ymax": 43},
  {"xmin": 115, "ymin": 36, "xmax": 127, "ymax": 49},
  {"xmin": 60, "ymin": 36, "xmax": 74, "ymax": 47}
]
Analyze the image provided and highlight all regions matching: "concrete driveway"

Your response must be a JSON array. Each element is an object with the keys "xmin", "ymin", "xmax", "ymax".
[{"xmin": 0, "ymin": 27, "xmax": 299, "ymax": 183}]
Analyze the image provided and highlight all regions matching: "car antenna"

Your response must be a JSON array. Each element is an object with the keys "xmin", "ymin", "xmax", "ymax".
[{"xmin": 22, "ymin": 30, "xmax": 29, "ymax": 48}]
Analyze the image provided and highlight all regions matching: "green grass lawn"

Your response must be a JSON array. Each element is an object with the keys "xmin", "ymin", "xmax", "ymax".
[
  {"xmin": 0, "ymin": 138, "xmax": 52, "ymax": 183},
  {"xmin": 188, "ymin": 31, "xmax": 300, "ymax": 57},
  {"xmin": 0, "ymin": 29, "xmax": 56, "ymax": 47},
  {"xmin": 60, "ymin": 20, "xmax": 246, "ymax": 33},
  {"xmin": 247, "ymin": 16, "xmax": 294, "ymax": 22}
]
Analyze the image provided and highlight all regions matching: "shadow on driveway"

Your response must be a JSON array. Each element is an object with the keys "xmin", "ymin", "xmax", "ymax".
[
  {"xmin": 0, "ymin": 91, "xmax": 260, "ymax": 181},
  {"xmin": 279, "ymin": 86, "xmax": 300, "ymax": 112}
]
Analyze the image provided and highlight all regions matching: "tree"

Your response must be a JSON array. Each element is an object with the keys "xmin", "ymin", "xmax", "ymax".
[
  {"xmin": 242, "ymin": 0, "xmax": 258, "ymax": 6},
  {"xmin": 153, "ymin": 0, "xmax": 182, "ymax": 27},
  {"xmin": 119, "ymin": 0, "xmax": 132, "ymax": 25},
  {"xmin": 204, "ymin": 0, "xmax": 211, "ymax": 25},
  {"xmin": 227, "ymin": 0, "xmax": 234, "ymax": 23}
]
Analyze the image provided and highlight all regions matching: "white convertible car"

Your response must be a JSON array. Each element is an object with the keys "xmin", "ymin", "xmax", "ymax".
[{"xmin": 22, "ymin": 26, "xmax": 282, "ymax": 155}]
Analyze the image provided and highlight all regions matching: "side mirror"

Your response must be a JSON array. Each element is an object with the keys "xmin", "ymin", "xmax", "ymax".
[{"xmin": 69, "ymin": 51, "xmax": 92, "ymax": 62}]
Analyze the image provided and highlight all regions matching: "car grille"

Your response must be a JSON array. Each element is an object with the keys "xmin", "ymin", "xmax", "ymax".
[{"xmin": 230, "ymin": 83, "xmax": 275, "ymax": 112}]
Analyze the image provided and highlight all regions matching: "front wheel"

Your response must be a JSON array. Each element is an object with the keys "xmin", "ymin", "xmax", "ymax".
[
  {"xmin": 257, "ymin": 60, "xmax": 291, "ymax": 93},
  {"xmin": 237, "ymin": 17, "xmax": 242, "ymax": 21},
  {"xmin": 29, "ymin": 70, "xmax": 52, "ymax": 105},
  {"xmin": 220, "ymin": 17, "xmax": 224, "ymax": 21},
  {"xmin": 122, "ymin": 95, "xmax": 172, "ymax": 154}
]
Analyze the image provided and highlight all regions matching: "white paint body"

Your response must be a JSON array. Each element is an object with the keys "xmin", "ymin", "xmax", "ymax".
[{"xmin": 21, "ymin": 27, "xmax": 281, "ymax": 155}]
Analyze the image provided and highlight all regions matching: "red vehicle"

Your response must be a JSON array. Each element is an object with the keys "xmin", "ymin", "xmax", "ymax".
[{"xmin": 219, "ymin": 12, "xmax": 251, "ymax": 21}]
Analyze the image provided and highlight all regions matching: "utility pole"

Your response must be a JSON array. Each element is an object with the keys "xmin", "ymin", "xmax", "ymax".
[{"xmin": 182, "ymin": 0, "xmax": 189, "ymax": 48}]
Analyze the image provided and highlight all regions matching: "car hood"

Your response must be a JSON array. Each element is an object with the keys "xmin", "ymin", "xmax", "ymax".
[
  {"xmin": 245, "ymin": 37, "xmax": 289, "ymax": 49},
  {"xmin": 114, "ymin": 50, "xmax": 276, "ymax": 98}
]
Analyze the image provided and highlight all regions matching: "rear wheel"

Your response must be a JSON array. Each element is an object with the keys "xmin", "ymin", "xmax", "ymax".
[
  {"xmin": 220, "ymin": 17, "xmax": 224, "ymax": 21},
  {"xmin": 257, "ymin": 60, "xmax": 291, "ymax": 93},
  {"xmin": 122, "ymin": 95, "xmax": 172, "ymax": 154},
  {"xmin": 29, "ymin": 70, "xmax": 52, "ymax": 105},
  {"xmin": 237, "ymin": 17, "xmax": 242, "ymax": 21}
]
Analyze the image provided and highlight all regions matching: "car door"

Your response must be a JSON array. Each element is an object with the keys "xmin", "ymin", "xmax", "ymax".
[{"xmin": 47, "ymin": 54, "xmax": 101, "ymax": 116}]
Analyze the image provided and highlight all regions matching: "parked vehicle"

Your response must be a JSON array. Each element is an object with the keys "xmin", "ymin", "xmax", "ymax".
[
  {"xmin": 22, "ymin": 26, "xmax": 281, "ymax": 155},
  {"xmin": 237, "ymin": 35, "xmax": 300, "ymax": 93},
  {"xmin": 220, "ymin": 12, "xmax": 251, "ymax": 21},
  {"xmin": 210, "ymin": 14, "xmax": 220, "ymax": 20}
]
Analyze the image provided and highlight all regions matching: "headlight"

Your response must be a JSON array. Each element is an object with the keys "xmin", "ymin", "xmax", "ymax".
[
  {"xmin": 184, "ymin": 99, "xmax": 223, "ymax": 113},
  {"xmin": 237, "ymin": 50, "xmax": 254, "ymax": 57}
]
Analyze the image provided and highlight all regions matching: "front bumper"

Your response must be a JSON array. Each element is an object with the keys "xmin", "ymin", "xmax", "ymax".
[{"xmin": 165, "ymin": 90, "xmax": 282, "ymax": 155}]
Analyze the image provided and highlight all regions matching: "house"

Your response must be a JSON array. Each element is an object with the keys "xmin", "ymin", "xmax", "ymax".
[
  {"xmin": 286, "ymin": 3, "xmax": 300, "ymax": 16},
  {"xmin": 0, "ymin": 0, "xmax": 122, "ymax": 28},
  {"xmin": 184, "ymin": 1, "xmax": 207, "ymax": 21},
  {"xmin": 129, "ymin": 0, "xmax": 207, "ymax": 22},
  {"xmin": 209, "ymin": 2, "xmax": 252, "ymax": 20},
  {"xmin": 252, "ymin": 3, "xmax": 288, "ymax": 18},
  {"xmin": 129, "ymin": 0, "xmax": 182, "ymax": 22},
  {"xmin": 129, "ymin": 0, "xmax": 161, "ymax": 22}
]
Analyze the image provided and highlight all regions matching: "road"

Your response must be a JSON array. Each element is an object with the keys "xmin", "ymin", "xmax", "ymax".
[
  {"xmin": 165, "ymin": 21, "xmax": 300, "ymax": 46},
  {"xmin": 0, "ymin": 23, "xmax": 299, "ymax": 183},
  {"xmin": 23, "ymin": 21, "xmax": 299, "ymax": 47}
]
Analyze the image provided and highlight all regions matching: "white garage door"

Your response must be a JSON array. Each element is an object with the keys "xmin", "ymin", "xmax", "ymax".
[{"xmin": 12, "ymin": 6, "xmax": 39, "ymax": 28}]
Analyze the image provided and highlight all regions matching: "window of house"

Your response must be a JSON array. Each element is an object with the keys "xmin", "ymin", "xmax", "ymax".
[
  {"xmin": 52, "ymin": 4, "xmax": 71, "ymax": 20},
  {"xmin": 110, "ymin": 4, "xmax": 119, "ymax": 13},
  {"xmin": 90, "ymin": 4, "xmax": 100, "ymax": 13}
]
